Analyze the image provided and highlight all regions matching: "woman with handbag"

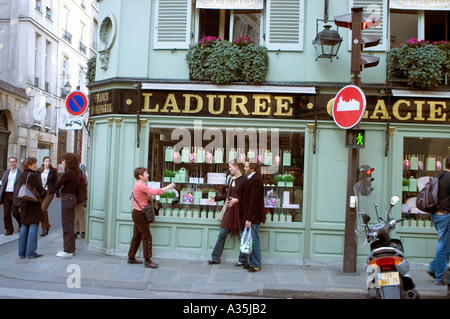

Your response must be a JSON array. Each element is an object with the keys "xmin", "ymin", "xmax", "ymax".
[
  {"xmin": 37, "ymin": 156, "xmax": 58, "ymax": 237},
  {"xmin": 128, "ymin": 167, "xmax": 175, "ymax": 268},
  {"xmin": 17, "ymin": 157, "xmax": 45, "ymax": 259},
  {"xmin": 207, "ymin": 162, "xmax": 247, "ymax": 265},
  {"xmin": 55, "ymin": 153, "xmax": 82, "ymax": 258}
]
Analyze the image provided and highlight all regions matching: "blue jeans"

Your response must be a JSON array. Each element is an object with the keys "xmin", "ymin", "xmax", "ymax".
[
  {"xmin": 211, "ymin": 227, "xmax": 247, "ymax": 263},
  {"xmin": 248, "ymin": 224, "xmax": 261, "ymax": 268},
  {"xmin": 18, "ymin": 224, "xmax": 39, "ymax": 258},
  {"xmin": 428, "ymin": 213, "xmax": 450, "ymax": 283}
]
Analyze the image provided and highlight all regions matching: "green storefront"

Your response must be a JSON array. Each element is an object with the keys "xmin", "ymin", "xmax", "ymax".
[{"xmin": 86, "ymin": 81, "xmax": 448, "ymax": 265}]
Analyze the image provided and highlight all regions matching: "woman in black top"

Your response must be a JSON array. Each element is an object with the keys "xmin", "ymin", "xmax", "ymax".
[
  {"xmin": 17, "ymin": 157, "xmax": 45, "ymax": 259},
  {"xmin": 37, "ymin": 156, "xmax": 58, "ymax": 236},
  {"xmin": 55, "ymin": 153, "xmax": 81, "ymax": 257}
]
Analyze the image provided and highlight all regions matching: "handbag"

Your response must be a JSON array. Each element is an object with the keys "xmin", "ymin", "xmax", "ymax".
[
  {"xmin": 18, "ymin": 173, "xmax": 39, "ymax": 202},
  {"xmin": 132, "ymin": 193, "xmax": 155, "ymax": 223},
  {"xmin": 240, "ymin": 227, "xmax": 252, "ymax": 254},
  {"xmin": 216, "ymin": 178, "xmax": 233, "ymax": 221}
]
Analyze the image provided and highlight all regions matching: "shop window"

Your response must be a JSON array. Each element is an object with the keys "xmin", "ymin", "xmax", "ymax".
[
  {"xmin": 148, "ymin": 127, "xmax": 304, "ymax": 223},
  {"xmin": 402, "ymin": 137, "xmax": 450, "ymax": 225}
]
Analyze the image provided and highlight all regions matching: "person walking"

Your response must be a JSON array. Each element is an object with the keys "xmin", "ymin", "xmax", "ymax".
[
  {"xmin": 207, "ymin": 162, "xmax": 247, "ymax": 265},
  {"xmin": 426, "ymin": 155, "xmax": 450, "ymax": 286},
  {"xmin": 55, "ymin": 153, "xmax": 82, "ymax": 258},
  {"xmin": 128, "ymin": 167, "xmax": 175, "ymax": 268},
  {"xmin": 240, "ymin": 161, "xmax": 265, "ymax": 272},
  {"xmin": 37, "ymin": 156, "xmax": 58, "ymax": 236},
  {"xmin": 17, "ymin": 157, "xmax": 44, "ymax": 259},
  {"xmin": 0, "ymin": 156, "xmax": 22, "ymax": 235}
]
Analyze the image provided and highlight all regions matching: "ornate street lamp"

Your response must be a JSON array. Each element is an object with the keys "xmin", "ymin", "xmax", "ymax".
[{"xmin": 313, "ymin": 21, "xmax": 343, "ymax": 61}]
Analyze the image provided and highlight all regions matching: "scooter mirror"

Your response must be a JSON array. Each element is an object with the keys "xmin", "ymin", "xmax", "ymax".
[
  {"xmin": 390, "ymin": 195, "xmax": 400, "ymax": 206},
  {"xmin": 362, "ymin": 213, "xmax": 371, "ymax": 225}
]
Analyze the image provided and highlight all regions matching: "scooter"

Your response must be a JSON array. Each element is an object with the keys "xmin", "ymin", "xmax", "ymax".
[{"xmin": 354, "ymin": 182, "xmax": 420, "ymax": 299}]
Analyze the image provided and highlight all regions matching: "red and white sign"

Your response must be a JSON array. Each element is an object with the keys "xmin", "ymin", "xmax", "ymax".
[
  {"xmin": 332, "ymin": 85, "xmax": 366, "ymax": 129},
  {"xmin": 65, "ymin": 91, "xmax": 89, "ymax": 116}
]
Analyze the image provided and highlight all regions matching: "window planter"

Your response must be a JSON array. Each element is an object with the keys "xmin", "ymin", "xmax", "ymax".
[{"xmin": 186, "ymin": 36, "xmax": 269, "ymax": 84}]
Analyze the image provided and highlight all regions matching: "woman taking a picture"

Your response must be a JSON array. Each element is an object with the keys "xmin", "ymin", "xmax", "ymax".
[{"xmin": 17, "ymin": 157, "xmax": 44, "ymax": 259}]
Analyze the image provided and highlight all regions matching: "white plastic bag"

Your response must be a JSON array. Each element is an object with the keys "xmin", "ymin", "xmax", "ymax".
[{"xmin": 240, "ymin": 227, "xmax": 252, "ymax": 254}]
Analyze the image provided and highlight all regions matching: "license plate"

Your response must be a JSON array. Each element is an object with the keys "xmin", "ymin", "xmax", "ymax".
[{"xmin": 378, "ymin": 272, "xmax": 400, "ymax": 286}]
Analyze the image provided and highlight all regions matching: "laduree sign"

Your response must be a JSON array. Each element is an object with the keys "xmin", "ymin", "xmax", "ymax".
[{"xmin": 89, "ymin": 89, "xmax": 450, "ymax": 125}]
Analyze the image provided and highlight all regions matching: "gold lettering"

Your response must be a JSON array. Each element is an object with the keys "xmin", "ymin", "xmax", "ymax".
[
  {"xmin": 274, "ymin": 96, "xmax": 293, "ymax": 116},
  {"xmin": 413, "ymin": 100, "xmax": 426, "ymax": 121},
  {"xmin": 141, "ymin": 93, "xmax": 156, "ymax": 112},
  {"xmin": 183, "ymin": 94, "xmax": 203, "ymax": 113},
  {"xmin": 229, "ymin": 95, "xmax": 249, "ymax": 115},
  {"xmin": 161, "ymin": 94, "xmax": 181, "ymax": 113},
  {"xmin": 95, "ymin": 92, "xmax": 109, "ymax": 103},
  {"xmin": 207, "ymin": 94, "xmax": 226, "ymax": 115},
  {"xmin": 252, "ymin": 94, "xmax": 271, "ymax": 115},
  {"xmin": 428, "ymin": 101, "xmax": 447, "ymax": 121},
  {"xmin": 369, "ymin": 99, "xmax": 389, "ymax": 120},
  {"xmin": 392, "ymin": 99, "xmax": 411, "ymax": 121}
]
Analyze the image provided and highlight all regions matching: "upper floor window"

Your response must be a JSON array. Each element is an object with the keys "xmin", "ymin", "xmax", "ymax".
[{"xmin": 153, "ymin": 0, "xmax": 304, "ymax": 51}]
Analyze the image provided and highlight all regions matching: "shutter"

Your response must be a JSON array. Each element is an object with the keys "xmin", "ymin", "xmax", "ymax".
[
  {"xmin": 153, "ymin": 0, "xmax": 191, "ymax": 49},
  {"xmin": 265, "ymin": 0, "xmax": 304, "ymax": 51},
  {"xmin": 350, "ymin": 0, "xmax": 387, "ymax": 51}
]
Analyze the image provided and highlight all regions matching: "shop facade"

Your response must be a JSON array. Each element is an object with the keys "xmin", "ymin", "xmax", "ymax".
[{"xmin": 86, "ymin": 81, "xmax": 448, "ymax": 264}]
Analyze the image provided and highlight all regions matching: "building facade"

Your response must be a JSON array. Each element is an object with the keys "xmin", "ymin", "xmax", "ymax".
[
  {"xmin": 0, "ymin": 0, "xmax": 98, "ymax": 170},
  {"xmin": 87, "ymin": 0, "xmax": 450, "ymax": 264}
]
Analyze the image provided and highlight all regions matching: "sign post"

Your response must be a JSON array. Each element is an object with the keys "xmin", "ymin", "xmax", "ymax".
[{"xmin": 65, "ymin": 91, "xmax": 89, "ymax": 117}]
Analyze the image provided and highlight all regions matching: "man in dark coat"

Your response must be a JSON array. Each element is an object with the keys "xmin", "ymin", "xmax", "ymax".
[
  {"xmin": 0, "ymin": 156, "xmax": 22, "ymax": 235},
  {"xmin": 241, "ymin": 161, "xmax": 265, "ymax": 272}
]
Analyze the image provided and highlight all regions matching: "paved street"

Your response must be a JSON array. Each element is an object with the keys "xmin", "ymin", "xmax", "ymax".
[{"xmin": 0, "ymin": 199, "xmax": 448, "ymax": 302}]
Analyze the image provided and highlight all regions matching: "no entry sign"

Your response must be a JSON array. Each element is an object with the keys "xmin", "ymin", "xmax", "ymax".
[
  {"xmin": 65, "ymin": 91, "xmax": 89, "ymax": 116},
  {"xmin": 332, "ymin": 85, "xmax": 366, "ymax": 129}
]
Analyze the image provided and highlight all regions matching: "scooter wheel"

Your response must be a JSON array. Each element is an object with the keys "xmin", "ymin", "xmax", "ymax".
[{"xmin": 404, "ymin": 289, "xmax": 420, "ymax": 299}]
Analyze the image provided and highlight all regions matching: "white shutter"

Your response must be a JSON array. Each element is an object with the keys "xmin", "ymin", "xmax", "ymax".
[
  {"xmin": 349, "ymin": 0, "xmax": 387, "ymax": 51},
  {"xmin": 265, "ymin": 0, "xmax": 304, "ymax": 51},
  {"xmin": 153, "ymin": 0, "xmax": 191, "ymax": 49}
]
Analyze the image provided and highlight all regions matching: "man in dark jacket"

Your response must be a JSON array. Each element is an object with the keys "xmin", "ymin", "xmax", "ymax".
[
  {"xmin": 241, "ymin": 161, "xmax": 265, "ymax": 272},
  {"xmin": 0, "ymin": 157, "xmax": 22, "ymax": 235}
]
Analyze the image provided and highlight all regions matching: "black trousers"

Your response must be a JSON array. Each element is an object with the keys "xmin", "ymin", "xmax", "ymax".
[
  {"xmin": 61, "ymin": 193, "xmax": 77, "ymax": 253},
  {"xmin": 3, "ymin": 192, "xmax": 21, "ymax": 232}
]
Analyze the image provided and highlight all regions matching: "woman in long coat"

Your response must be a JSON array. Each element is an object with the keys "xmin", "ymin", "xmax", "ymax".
[{"xmin": 17, "ymin": 157, "xmax": 45, "ymax": 259}]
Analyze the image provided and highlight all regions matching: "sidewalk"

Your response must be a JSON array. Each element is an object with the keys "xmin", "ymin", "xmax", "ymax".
[{"xmin": 0, "ymin": 228, "xmax": 447, "ymax": 299}]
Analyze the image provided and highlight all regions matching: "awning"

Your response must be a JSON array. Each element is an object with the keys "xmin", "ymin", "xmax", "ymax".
[
  {"xmin": 392, "ymin": 89, "xmax": 450, "ymax": 98},
  {"xmin": 390, "ymin": 0, "xmax": 450, "ymax": 11},
  {"xmin": 196, "ymin": 0, "xmax": 264, "ymax": 10}
]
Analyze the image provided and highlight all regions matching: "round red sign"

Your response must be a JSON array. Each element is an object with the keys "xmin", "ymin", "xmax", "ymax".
[
  {"xmin": 332, "ymin": 85, "xmax": 366, "ymax": 129},
  {"xmin": 65, "ymin": 91, "xmax": 89, "ymax": 116}
]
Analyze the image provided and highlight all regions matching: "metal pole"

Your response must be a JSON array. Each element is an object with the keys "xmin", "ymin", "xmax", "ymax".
[{"xmin": 343, "ymin": 7, "xmax": 362, "ymax": 273}]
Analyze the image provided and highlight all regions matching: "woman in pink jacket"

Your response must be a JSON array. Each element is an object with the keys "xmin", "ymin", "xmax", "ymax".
[{"xmin": 128, "ymin": 167, "xmax": 175, "ymax": 268}]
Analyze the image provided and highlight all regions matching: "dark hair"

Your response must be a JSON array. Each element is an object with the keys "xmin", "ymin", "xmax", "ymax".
[
  {"xmin": 8, "ymin": 156, "xmax": 17, "ymax": 162},
  {"xmin": 22, "ymin": 157, "xmax": 37, "ymax": 170},
  {"xmin": 134, "ymin": 167, "xmax": 147, "ymax": 180},
  {"xmin": 39, "ymin": 156, "xmax": 54, "ymax": 172},
  {"xmin": 247, "ymin": 161, "xmax": 260, "ymax": 173},
  {"xmin": 446, "ymin": 156, "xmax": 450, "ymax": 170},
  {"xmin": 61, "ymin": 153, "xmax": 79, "ymax": 170}
]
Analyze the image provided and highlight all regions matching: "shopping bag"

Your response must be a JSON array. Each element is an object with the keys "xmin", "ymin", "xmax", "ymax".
[{"xmin": 240, "ymin": 227, "xmax": 252, "ymax": 254}]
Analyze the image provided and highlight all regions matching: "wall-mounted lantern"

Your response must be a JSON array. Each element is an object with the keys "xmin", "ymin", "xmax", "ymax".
[{"xmin": 313, "ymin": 21, "xmax": 343, "ymax": 61}]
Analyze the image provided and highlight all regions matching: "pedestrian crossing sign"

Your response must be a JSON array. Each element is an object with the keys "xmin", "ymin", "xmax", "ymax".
[{"xmin": 345, "ymin": 129, "xmax": 365, "ymax": 149}]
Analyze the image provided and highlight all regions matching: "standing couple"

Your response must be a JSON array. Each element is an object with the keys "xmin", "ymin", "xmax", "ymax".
[{"xmin": 208, "ymin": 161, "xmax": 265, "ymax": 272}]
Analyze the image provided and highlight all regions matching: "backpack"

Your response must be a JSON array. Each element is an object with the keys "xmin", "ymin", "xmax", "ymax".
[{"xmin": 415, "ymin": 176, "xmax": 440, "ymax": 213}]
